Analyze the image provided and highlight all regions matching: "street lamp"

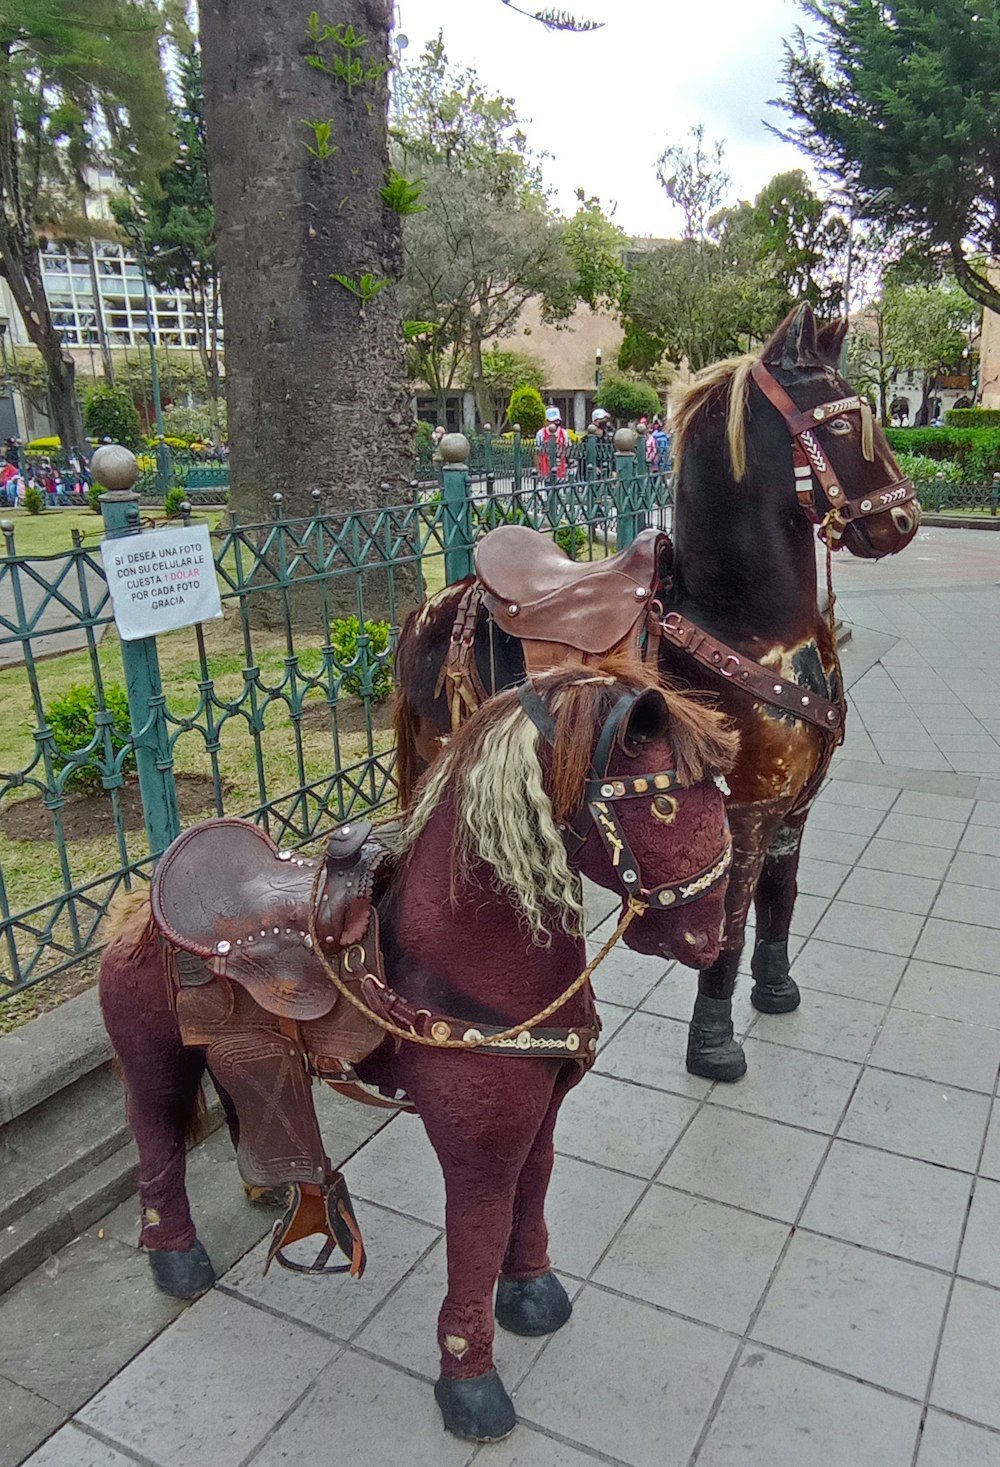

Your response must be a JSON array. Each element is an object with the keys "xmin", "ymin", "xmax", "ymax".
[{"xmin": 595, "ymin": 347, "xmax": 602, "ymax": 392}]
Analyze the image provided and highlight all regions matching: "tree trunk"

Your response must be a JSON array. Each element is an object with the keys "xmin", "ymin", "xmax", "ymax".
[
  {"xmin": 200, "ymin": 0, "xmax": 413, "ymax": 522},
  {"xmin": 469, "ymin": 333, "xmax": 494, "ymax": 430},
  {"xmin": 0, "ymin": 247, "xmax": 87, "ymax": 455}
]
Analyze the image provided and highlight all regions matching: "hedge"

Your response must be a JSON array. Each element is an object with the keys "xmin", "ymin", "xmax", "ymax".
[
  {"xmin": 946, "ymin": 408, "xmax": 1000, "ymax": 429},
  {"xmin": 884, "ymin": 426, "xmax": 1000, "ymax": 483}
]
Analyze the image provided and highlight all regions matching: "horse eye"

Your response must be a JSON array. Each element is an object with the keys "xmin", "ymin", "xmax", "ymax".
[
  {"xmin": 651, "ymin": 794, "xmax": 678, "ymax": 825},
  {"xmin": 827, "ymin": 417, "xmax": 852, "ymax": 436}
]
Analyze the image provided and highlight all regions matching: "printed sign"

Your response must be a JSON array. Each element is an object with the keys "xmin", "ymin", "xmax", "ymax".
[{"xmin": 100, "ymin": 524, "xmax": 223, "ymax": 641}]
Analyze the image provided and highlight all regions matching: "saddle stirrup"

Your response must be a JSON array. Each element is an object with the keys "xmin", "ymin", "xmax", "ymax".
[{"xmin": 266, "ymin": 1173, "xmax": 367, "ymax": 1278}]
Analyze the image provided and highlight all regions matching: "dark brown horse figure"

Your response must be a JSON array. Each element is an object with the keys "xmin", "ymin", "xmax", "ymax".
[
  {"xmin": 100, "ymin": 663, "xmax": 736, "ymax": 1443},
  {"xmin": 393, "ymin": 304, "xmax": 919, "ymax": 1084}
]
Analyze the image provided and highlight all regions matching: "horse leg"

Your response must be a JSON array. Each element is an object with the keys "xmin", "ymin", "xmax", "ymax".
[
  {"xmin": 750, "ymin": 817, "xmax": 805, "ymax": 1013},
  {"xmin": 400, "ymin": 1054, "xmax": 559, "ymax": 1442},
  {"xmin": 496, "ymin": 1071, "xmax": 574, "ymax": 1338},
  {"xmin": 98, "ymin": 928, "xmax": 215, "ymax": 1298},
  {"xmin": 686, "ymin": 804, "xmax": 772, "ymax": 1082}
]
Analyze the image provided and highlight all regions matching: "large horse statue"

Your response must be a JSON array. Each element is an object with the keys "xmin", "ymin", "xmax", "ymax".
[
  {"xmin": 392, "ymin": 304, "xmax": 920, "ymax": 1083},
  {"xmin": 100, "ymin": 661, "xmax": 736, "ymax": 1443}
]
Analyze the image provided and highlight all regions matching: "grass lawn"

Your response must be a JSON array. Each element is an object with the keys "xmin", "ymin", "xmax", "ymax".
[{"xmin": 1, "ymin": 506, "xmax": 223, "ymax": 557}]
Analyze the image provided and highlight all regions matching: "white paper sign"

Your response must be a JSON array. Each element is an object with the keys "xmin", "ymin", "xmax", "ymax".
[{"xmin": 100, "ymin": 524, "xmax": 223, "ymax": 641}]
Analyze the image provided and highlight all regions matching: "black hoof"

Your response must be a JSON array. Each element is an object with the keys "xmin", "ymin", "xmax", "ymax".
[
  {"xmin": 686, "ymin": 994, "xmax": 747, "ymax": 1082},
  {"xmin": 751, "ymin": 976, "xmax": 801, "ymax": 1014},
  {"xmin": 435, "ymin": 1369, "xmax": 516, "ymax": 1443},
  {"xmin": 147, "ymin": 1240, "xmax": 216, "ymax": 1299},
  {"xmin": 496, "ymin": 1270, "xmax": 572, "ymax": 1337}
]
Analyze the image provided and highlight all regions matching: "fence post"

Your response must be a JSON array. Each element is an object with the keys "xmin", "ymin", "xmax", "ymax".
[
  {"xmin": 584, "ymin": 424, "xmax": 599, "ymax": 526},
  {"xmin": 935, "ymin": 471, "xmax": 944, "ymax": 513},
  {"xmin": 513, "ymin": 424, "xmax": 523, "ymax": 505},
  {"xmin": 155, "ymin": 434, "xmax": 172, "ymax": 498},
  {"xmin": 992, "ymin": 473, "xmax": 999, "ymax": 517},
  {"xmin": 614, "ymin": 427, "xmax": 638, "ymax": 548},
  {"xmin": 93, "ymin": 444, "xmax": 181, "ymax": 859},
  {"xmin": 441, "ymin": 432, "xmax": 474, "ymax": 584}
]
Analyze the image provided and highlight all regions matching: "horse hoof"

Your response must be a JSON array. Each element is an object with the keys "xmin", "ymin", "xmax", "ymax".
[
  {"xmin": 435, "ymin": 1369, "xmax": 516, "ymax": 1442},
  {"xmin": 751, "ymin": 976, "xmax": 801, "ymax": 1014},
  {"xmin": 686, "ymin": 994, "xmax": 747, "ymax": 1082},
  {"xmin": 496, "ymin": 1271, "xmax": 572, "ymax": 1337},
  {"xmin": 147, "ymin": 1241, "xmax": 216, "ymax": 1299}
]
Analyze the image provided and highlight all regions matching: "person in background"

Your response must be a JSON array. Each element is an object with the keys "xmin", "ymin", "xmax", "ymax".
[
  {"xmin": 4, "ymin": 437, "xmax": 20, "ymax": 469},
  {"xmin": 650, "ymin": 418, "xmax": 671, "ymax": 480},
  {"xmin": 0, "ymin": 458, "xmax": 17, "ymax": 506},
  {"xmin": 535, "ymin": 406, "xmax": 570, "ymax": 481}
]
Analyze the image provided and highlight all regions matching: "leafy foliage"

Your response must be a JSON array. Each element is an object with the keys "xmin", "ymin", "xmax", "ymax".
[
  {"xmin": 163, "ymin": 487, "xmax": 187, "ymax": 516},
  {"xmin": 507, "ymin": 385, "xmax": 546, "ymax": 434},
  {"xmin": 161, "ymin": 401, "xmax": 228, "ymax": 444},
  {"xmin": 884, "ymin": 427, "xmax": 1000, "ymax": 483},
  {"xmin": 46, "ymin": 682, "xmax": 135, "ymax": 792},
  {"xmin": 83, "ymin": 385, "xmax": 142, "ymax": 450},
  {"xmin": 594, "ymin": 377, "xmax": 661, "ymax": 422},
  {"xmin": 23, "ymin": 485, "xmax": 44, "ymax": 514},
  {"xmin": 330, "ymin": 616, "xmax": 392, "ymax": 702},
  {"xmin": 774, "ymin": 1, "xmax": 1000, "ymax": 315},
  {"xmin": 894, "ymin": 453, "xmax": 963, "ymax": 490},
  {"xmin": 656, "ymin": 125, "xmax": 730, "ymax": 240},
  {"xmin": 302, "ymin": 118, "xmax": 337, "ymax": 160},
  {"xmin": 949, "ymin": 409, "xmax": 1000, "ymax": 429},
  {"xmin": 563, "ymin": 194, "xmax": 626, "ymax": 309},
  {"xmin": 554, "ymin": 524, "xmax": 588, "ymax": 556},
  {"xmin": 380, "ymin": 167, "xmax": 426, "ymax": 214},
  {"xmin": 331, "ymin": 272, "xmax": 392, "ymax": 308},
  {"xmin": 848, "ymin": 280, "xmax": 979, "ymax": 423},
  {"xmin": 305, "ymin": 14, "xmax": 387, "ymax": 99},
  {"xmin": 500, "ymin": 2, "xmax": 604, "ymax": 30}
]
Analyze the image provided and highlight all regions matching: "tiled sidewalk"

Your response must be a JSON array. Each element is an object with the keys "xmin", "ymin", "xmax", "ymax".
[{"xmin": 4, "ymin": 530, "xmax": 1000, "ymax": 1467}]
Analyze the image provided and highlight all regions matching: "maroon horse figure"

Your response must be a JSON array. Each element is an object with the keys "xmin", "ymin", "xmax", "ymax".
[
  {"xmin": 392, "ymin": 304, "xmax": 919, "ymax": 1084},
  {"xmin": 100, "ymin": 662, "xmax": 736, "ymax": 1442}
]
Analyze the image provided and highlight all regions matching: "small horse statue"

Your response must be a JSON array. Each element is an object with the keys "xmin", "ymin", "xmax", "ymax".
[
  {"xmin": 392, "ymin": 303, "xmax": 920, "ymax": 1086},
  {"xmin": 99, "ymin": 661, "xmax": 736, "ymax": 1443}
]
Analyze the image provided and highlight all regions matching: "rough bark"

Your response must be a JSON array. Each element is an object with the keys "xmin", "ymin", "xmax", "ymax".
[{"xmin": 200, "ymin": 0, "xmax": 413, "ymax": 522}]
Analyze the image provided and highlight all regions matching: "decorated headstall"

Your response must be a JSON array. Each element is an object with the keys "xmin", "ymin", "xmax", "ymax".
[
  {"xmin": 518, "ymin": 682, "xmax": 733, "ymax": 913},
  {"xmin": 750, "ymin": 359, "xmax": 918, "ymax": 546}
]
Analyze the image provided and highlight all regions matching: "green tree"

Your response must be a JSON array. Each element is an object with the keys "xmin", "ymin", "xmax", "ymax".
[
  {"xmin": 83, "ymin": 383, "xmax": 142, "ymax": 448},
  {"xmin": 0, "ymin": 1, "xmax": 173, "ymax": 454},
  {"xmin": 849, "ymin": 279, "xmax": 978, "ymax": 423},
  {"xmin": 655, "ymin": 124, "xmax": 730, "ymax": 240},
  {"xmin": 594, "ymin": 376, "xmax": 661, "ymax": 423},
  {"xmin": 775, "ymin": 0, "xmax": 1000, "ymax": 316},
  {"xmin": 112, "ymin": 44, "xmax": 223, "ymax": 438},
  {"xmin": 480, "ymin": 348, "xmax": 544, "ymax": 427},
  {"xmin": 562, "ymin": 193, "xmax": 626, "ymax": 310},
  {"xmin": 507, "ymin": 383, "xmax": 545, "ymax": 434}
]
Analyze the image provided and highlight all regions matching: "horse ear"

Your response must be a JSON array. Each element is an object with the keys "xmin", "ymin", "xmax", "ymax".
[
  {"xmin": 816, "ymin": 318, "xmax": 849, "ymax": 366},
  {"xmin": 761, "ymin": 303, "xmax": 819, "ymax": 370},
  {"xmin": 622, "ymin": 689, "xmax": 669, "ymax": 752}
]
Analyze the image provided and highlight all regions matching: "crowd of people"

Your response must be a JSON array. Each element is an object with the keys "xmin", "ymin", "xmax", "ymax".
[
  {"xmin": 0, "ymin": 438, "xmax": 93, "ymax": 509},
  {"xmin": 533, "ymin": 405, "xmax": 671, "ymax": 483}
]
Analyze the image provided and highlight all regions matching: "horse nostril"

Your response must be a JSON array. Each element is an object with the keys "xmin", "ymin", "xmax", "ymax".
[{"xmin": 891, "ymin": 508, "xmax": 913, "ymax": 535}]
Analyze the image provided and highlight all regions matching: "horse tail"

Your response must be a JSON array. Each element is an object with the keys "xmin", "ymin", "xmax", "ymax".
[{"xmin": 103, "ymin": 885, "xmax": 155, "ymax": 952}]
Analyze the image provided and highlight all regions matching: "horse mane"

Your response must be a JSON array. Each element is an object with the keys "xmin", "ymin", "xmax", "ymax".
[
  {"xmin": 670, "ymin": 354, "xmax": 756, "ymax": 483},
  {"xmin": 396, "ymin": 658, "xmax": 736, "ymax": 943}
]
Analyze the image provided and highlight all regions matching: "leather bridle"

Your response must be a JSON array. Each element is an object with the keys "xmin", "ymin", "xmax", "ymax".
[
  {"xmin": 750, "ymin": 360, "xmax": 919, "ymax": 547},
  {"xmin": 518, "ymin": 682, "xmax": 733, "ymax": 912}
]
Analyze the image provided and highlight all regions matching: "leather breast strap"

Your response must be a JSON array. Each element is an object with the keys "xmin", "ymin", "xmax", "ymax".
[{"xmin": 659, "ymin": 610, "xmax": 843, "ymax": 735}]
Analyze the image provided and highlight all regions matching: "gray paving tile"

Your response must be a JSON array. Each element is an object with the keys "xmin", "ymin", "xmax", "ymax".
[
  {"xmin": 806, "ymin": 802, "xmax": 886, "ymax": 837},
  {"xmin": 696, "ymin": 1347, "xmax": 921, "ymax": 1467},
  {"xmin": 641, "ymin": 974, "xmax": 759, "ymax": 1037},
  {"xmin": 0, "ymin": 1377, "xmax": 65, "ymax": 1467},
  {"xmin": 931, "ymin": 1279, "xmax": 1000, "ymax": 1430},
  {"xmin": 79, "ymin": 1292, "xmax": 339, "ymax": 1467},
  {"xmin": 593, "ymin": 1186, "xmax": 788, "ymax": 1332},
  {"xmin": 472, "ymin": 1427, "xmax": 600, "ymax": 1467},
  {"xmin": 971, "ymin": 800, "xmax": 1000, "ymax": 827},
  {"xmin": 871, "ymin": 1007, "xmax": 1000, "ymax": 1093},
  {"xmin": 657, "ymin": 1106, "xmax": 827, "ymax": 1222},
  {"xmin": 751, "ymin": 988, "xmax": 884, "ymax": 1063},
  {"xmin": 595, "ymin": 999, "xmax": 632, "ymax": 1043},
  {"xmin": 816, "ymin": 781, "xmax": 897, "ymax": 811},
  {"xmin": 792, "ymin": 938, "xmax": 907, "ymax": 1003},
  {"xmin": 878, "ymin": 750, "xmax": 955, "ymax": 771},
  {"xmin": 0, "ymin": 1232, "xmax": 183, "ymax": 1412},
  {"xmin": 584, "ymin": 943, "xmax": 669, "ymax": 1008},
  {"xmin": 810, "ymin": 900, "xmax": 923, "ymax": 957},
  {"xmin": 958, "ymin": 1177, "xmax": 1000, "ymax": 1289},
  {"xmin": 915, "ymin": 918, "xmax": 1000, "ymax": 976},
  {"xmin": 252, "ymin": 1349, "xmax": 471, "ymax": 1466},
  {"xmin": 801, "ymin": 1139, "xmax": 971, "ymax": 1270},
  {"xmin": 859, "ymin": 838, "xmax": 954, "ymax": 879},
  {"xmin": 345, "ymin": 1112, "xmax": 445, "ymax": 1227},
  {"xmin": 752, "ymin": 1231, "xmax": 950, "ymax": 1398},
  {"xmin": 893, "ymin": 790, "xmax": 976, "ymax": 822},
  {"xmin": 555, "ymin": 1072, "xmax": 698, "ymax": 1178},
  {"xmin": 594, "ymin": 1011, "xmax": 714, "ymax": 1099},
  {"xmin": 975, "ymin": 779, "xmax": 1000, "ymax": 804},
  {"xmin": 800, "ymin": 826, "xmax": 869, "ymax": 864},
  {"xmin": 21, "ymin": 1427, "xmax": 139, "ymax": 1467},
  {"xmin": 515, "ymin": 1285, "xmax": 735, "ymax": 1467},
  {"xmin": 879, "ymin": 812, "xmax": 966, "ymax": 848},
  {"xmin": 979, "ymin": 1108, "xmax": 1000, "ymax": 1180},
  {"xmin": 932, "ymin": 882, "xmax": 1000, "ymax": 929},
  {"xmin": 788, "ymin": 892, "xmax": 829, "ymax": 937},
  {"xmin": 838, "ymin": 866, "xmax": 942, "ymax": 915},
  {"xmin": 796, "ymin": 858, "xmax": 850, "ymax": 898},
  {"xmin": 710, "ymin": 1040, "xmax": 859, "ymax": 1133},
  {"xmin": 352, "ymin": 1236, "xmax": 558, "ymax": 1388},
  {"xmin": 840, "ymin": 1068, "xmax": 990, "ymax": 1171},
  {"xmin": 538, "ymin": 1153, "xmax": 647, "ymax": 1277},
  {"xmin": 960, "ymin": 823, "xmax": 1000, "ymax": 857},
  {"xmin": 917, "ymin": 1410, "xmax": 1000, "ymax": 1467},
  {"xmin": 221, "ymin": 1201, "xmax": 439, "ymax": 1338},
  {"xmin": 948, "ymin": 851, "xmax": 1000, "ymax": 890},
  {"xmin": 895, "ymin": 959, "xmax": 1000, "ymax": 1030}
]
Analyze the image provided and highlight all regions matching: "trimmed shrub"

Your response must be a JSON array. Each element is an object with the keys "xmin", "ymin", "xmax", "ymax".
[
  {"xmin": 83, "ymin": 384, "xmax": 142, "ymax": 451},
  {"xmin": 46, "ymin": 682, "xmax": 135, "ymax": 792},
  {"xmin": 947, "ymin": 408, "xmax": 1000, "ymax": 429},
  {"xmin": 895, "ymin": 453, "xmax": 962, "ymax": 489},
  {"xmin": 23, "ymin": 485, "xmax": 44, "ymax": 514},
  {"xmin": 163, "ymin": 486, "xmax": 187, "ymax": 517},
  {"xmin": 555, "ymin": 524, "xmax": 588, "ymax": 558},
  {"xmin": 594, "ymin": 375, "xmax": 661, "ymax": 423},
  {"xmin": 26, "ymin": 435, "xmax": 61, "ymax": 454},
  {"xmin": 87, "ymin": 482, "xmax": 102, "ymax": 514},
  {"xmin": 330, "ymin": 616, "xmax": 392, "ymax": 702},
  {"xmin": 885, "ymin": 426, "xmax": 1000, "ymax": 483},
  {"xmin": 507, "ymin": 385, "xmax": 546, "ymax": 436}
]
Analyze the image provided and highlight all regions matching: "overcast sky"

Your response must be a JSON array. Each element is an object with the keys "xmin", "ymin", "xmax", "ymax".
[{"xmin": 394, "ymin": 0, "xmax": 816, "ymax": 235}]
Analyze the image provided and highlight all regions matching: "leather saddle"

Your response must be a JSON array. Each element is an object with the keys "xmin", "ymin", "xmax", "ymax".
[
  {"xmin": 150, "ymin": 816, "xmax": 383, "ymax": 1021},
  {"xmin": 474, "ymin": 525, "xmax": 670, "ymax": 674}
]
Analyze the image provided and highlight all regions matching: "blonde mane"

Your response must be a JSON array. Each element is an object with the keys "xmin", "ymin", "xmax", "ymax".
[{"xmin": 670, "ymin": 354, "xmax": 756, "ymax": 483}]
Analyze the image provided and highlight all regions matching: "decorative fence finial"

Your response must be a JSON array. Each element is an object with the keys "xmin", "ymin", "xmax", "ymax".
[{"xmin": 91, "ymin": 445, "xmax": 139, "ymax": 493}]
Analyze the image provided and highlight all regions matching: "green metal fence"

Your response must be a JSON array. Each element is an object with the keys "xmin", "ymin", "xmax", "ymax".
[
  {"xmin": 914, "ymin": 473, "xmax": 1000, "ymax": 515},
  {"xmin": 0, "ymin": 438, "xmax": 670, "ymax": 1002}
]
